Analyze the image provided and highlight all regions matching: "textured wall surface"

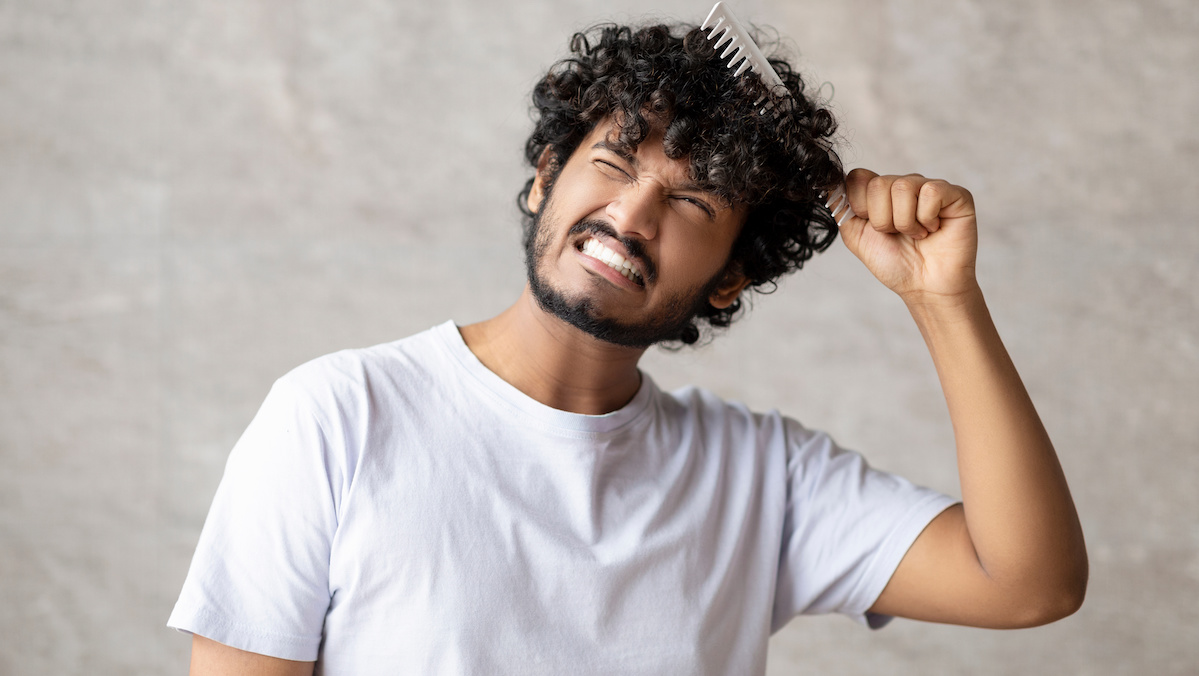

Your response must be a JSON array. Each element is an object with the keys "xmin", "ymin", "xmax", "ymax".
[{"xmin": 1, "ymin": 0, "xmax": 1196, "ymax": 673}]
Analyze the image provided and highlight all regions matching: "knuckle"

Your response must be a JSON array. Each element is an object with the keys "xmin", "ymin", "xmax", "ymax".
[
  {"xmin": 892, "ymin": 177, "xmax": 920, "ymax": 196},
  {"xmin": 846, "ymin": 167, "xmax": 875, "ymax": 182},
  {"xmin": 919, "ymin": 180, "xmax": 944, "ymax": 202},
  {"xmin": 867, "ymin": 175, "xmax": 891, "ymax": 196}
]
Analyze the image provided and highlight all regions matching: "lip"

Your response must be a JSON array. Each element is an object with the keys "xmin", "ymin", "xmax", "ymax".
[{"xmin": 574, "ymin": 236, "xmax": 647, "ymax": 291}]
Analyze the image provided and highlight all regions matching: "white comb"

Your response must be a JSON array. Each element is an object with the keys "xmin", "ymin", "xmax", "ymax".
[
  {"xmin": 701, "ymin": 1, "xmax": 856, "ymax": 228},
  {"xmin": 701, "ymin": 2, "xmax": 783, "ymax": 91}
]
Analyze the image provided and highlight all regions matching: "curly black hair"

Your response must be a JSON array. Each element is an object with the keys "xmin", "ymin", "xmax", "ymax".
[{"xmin": 519, "ymin": 22, "xmax": 844, "ymax": 345}]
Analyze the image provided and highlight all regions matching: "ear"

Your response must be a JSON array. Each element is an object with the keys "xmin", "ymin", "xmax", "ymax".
[
  {"xmin": 708, "ymin": 270, "xmax": 751, "ymax": 310},
  {"xmin": 526, "ymin": 146, "xmax": 555, "ymax": 214}
]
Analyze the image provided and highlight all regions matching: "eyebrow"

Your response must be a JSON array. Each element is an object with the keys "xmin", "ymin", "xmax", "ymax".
[
  {"xmin": 592, "ymin": 140, "xmax": 636, "ymax": 165},
  {"xmin": 591, "ymin": 140, "xmax": 716, "ymax": 197}
]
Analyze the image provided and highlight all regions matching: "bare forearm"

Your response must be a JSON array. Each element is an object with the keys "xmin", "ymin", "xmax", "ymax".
[
  {"xmin": 908, "ymin": 286, "xmax": 1087, "ymax": 607},
  {"xmin": 189, "ymin": 635, "xmax": 315, "ymax": 676}
]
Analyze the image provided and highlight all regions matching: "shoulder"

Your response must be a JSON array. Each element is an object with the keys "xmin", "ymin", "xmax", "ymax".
[
  {"xmin": 658, "ymin": 383, "xmax": 841, "ymax": 463},
  {"xmin": 282, "ymin": 324, "xmax": 449, "ymax": 391},
  {"xmin": 271, "ymin": 323, "xmax": 454, "ymax": 422},
  {"xmin": 659, "ymin": 383, "xmax": 818, "ymax": 447},
  {"xmin": 660, "ymin": 384, "xmax": 753, "ymax": 422}
]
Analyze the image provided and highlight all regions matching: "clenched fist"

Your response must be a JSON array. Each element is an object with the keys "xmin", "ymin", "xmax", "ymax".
[{"xmin": 838, "ymin": 168, "xmax": 980, "ymax": 307}]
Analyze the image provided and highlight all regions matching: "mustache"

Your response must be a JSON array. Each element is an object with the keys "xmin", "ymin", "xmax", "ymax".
[{"xmin": 569, "ymin": 220, "xmax": 657, "ymax": 283}]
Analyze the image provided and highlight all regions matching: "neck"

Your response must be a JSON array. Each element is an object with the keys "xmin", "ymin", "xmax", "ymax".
[{"xmin": 459, "ymin": 287, "xmax": 646, "ymax": 415}]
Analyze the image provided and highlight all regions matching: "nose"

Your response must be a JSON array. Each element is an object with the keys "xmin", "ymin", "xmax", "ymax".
[{"xmin": 605, "ymin": 183, "xmax": 660, "ymax": 241}]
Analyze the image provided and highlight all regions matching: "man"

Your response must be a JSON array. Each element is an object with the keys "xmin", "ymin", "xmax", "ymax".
[{"xmin": 169, "ymin": 21, "xmax": 1087, "ymax": 676}]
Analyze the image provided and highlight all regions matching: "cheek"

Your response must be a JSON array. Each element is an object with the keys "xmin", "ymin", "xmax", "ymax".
[
  {"xmin": 556, "ymin": 168, "xmax": 620, "ymax": 214},
  {"xmin": 659, "ymin": 232, "xmax": 734, "ymax": 282}
]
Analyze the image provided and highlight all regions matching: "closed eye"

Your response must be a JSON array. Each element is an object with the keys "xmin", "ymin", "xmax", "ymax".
[
  {"xmin": 675, "ymin": 195, "xmax": 715, "ymax": 218},
  {"xmin": 594, "ymin": 159, "xmax": 631, "ymax": 179}
]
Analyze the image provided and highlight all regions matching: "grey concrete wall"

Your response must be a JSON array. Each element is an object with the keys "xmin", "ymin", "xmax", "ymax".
[{"xmin": 1, "ymin": 0, "xmax": 1195, "ymax": 673}]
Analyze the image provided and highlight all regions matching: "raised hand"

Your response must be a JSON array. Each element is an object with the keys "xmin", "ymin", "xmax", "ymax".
[{"xmin": 837, "ymin": 168, "xmax": 979, "ymax": 306}]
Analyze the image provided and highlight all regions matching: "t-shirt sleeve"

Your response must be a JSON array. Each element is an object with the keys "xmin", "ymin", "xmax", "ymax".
[
  {"xmin": 771, "ymin": 420, "xmax": 958, "ymax": 632},
  {"xmin": 167, "ymin": 374, "xmax": 343, "ymax": 661}
]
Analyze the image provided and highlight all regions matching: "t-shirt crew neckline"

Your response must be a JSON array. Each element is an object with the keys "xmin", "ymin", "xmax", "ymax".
[{"xmin": 433, "ymin": 320, "xmax": 656, "ymax": 437}]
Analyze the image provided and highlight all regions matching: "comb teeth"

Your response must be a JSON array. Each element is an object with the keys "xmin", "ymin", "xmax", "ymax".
[
  {"xmin": 702, "ymin": 3, "xmax": 786, "ymax": 116},
  {"xmin": 705, "ymin": 21, "xmax": 754, "ymax": 76},
  {"xmin": 824, "ymin": 184, "xmax": 857, "ymax": 227},
  {"xmin": 700, "ymin": 2, "xmax": 856, "ymax": 227},
  {"xmin": 701, "ymin": 2, "xmax": 783, "ymax": 89}
]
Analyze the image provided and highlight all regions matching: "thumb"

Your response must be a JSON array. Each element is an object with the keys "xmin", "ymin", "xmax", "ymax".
[{"xmin": 827, "ymin": 173, "xmax": 871, "ymax": 259}]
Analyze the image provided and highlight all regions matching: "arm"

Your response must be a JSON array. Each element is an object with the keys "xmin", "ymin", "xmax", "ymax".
[
  {"xmin": 838, "ymin": 169, "xmax": 1088, "ymax": 628},
  {"xmin": 190, "ymin": 635, "xmax": 315, "ymax": 676},
  {"xmin": 170, "ymin": 375, "xmax": 339, "ymax": 669}
]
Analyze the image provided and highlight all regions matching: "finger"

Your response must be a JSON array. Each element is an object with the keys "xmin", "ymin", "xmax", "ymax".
[
  {"xmin": 916, "ymin": 179, "xmax": 949, "ymax": 232},
  {"xmin": 836, "ymin": 200, "xmax": 866, "ymax": 257},
  {"xmin": 866, "ymin": 174, "xmax": 896, "ymax": 233},
  {"xmin": 934, "ymin": 181, "xmax": 975, "ymax": 220},
  {"xmin": 891, "ymin": 174, "xmax": 929, "ymax": 239},
  {"xmin": 842, "ymin": 168, "xmax": 876, "ymax": 223},
  {"xmin": 836, "ymin": 169, "xmax": 876, "ymax": 256}
]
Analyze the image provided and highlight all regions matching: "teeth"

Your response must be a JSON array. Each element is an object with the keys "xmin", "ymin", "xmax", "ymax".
[{"xmin": 582, "ymin": 238, "xmax": 642, "ymax": 283}]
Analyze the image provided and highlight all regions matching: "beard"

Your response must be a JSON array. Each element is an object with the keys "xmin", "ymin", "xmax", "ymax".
[{"xmin": 524, "ymin": 192, "xmax": 722, "ymax": 348}]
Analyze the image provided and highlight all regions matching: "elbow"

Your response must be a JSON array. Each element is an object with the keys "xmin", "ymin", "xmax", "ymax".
[
  {"xmin": 1058, "ymin": 558, "xmax": 1090, "ymax": 619},
  {"xmin": 1033, "ymin": 576, "xmax": 1087, "ymax": 626},
  {"xmin": 1052, "ymin": 545, "xmax": 1091, "ymax": 621},
  {"xmin": 1008, "ymin": 557, "xmax": 1089, "ymax": 628}
]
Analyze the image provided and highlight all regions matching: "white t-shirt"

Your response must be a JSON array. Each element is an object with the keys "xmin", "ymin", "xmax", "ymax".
[{"xmin": 168, "ymin": 321, "xmax": 956, "ymax": 675}]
